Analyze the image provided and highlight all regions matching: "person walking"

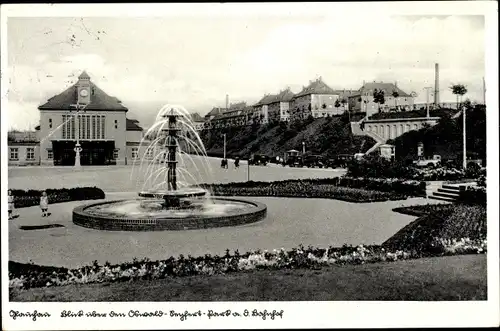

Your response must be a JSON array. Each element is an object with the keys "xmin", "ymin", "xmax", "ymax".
[
  {"xmin": 8, "ymin": 189, "xmax": 15, "ymax": 220},
  {"xmin": 40, "ymin": 191, "xmax": 49, "ymax": 217}
]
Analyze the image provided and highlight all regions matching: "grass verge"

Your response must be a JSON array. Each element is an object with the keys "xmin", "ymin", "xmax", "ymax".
[{"xmin": 10, "ymin": 255, "xmax": 486, "ymax": 301}]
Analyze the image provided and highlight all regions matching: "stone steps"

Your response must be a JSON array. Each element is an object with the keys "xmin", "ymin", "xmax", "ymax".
[{"xmin": 428, "ymin": 183, "xmax": 461, "ymax": 202}]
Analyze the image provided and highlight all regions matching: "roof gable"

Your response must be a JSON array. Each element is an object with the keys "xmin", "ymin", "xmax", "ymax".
[
  {"xmin": 293, "ymin": 78, "xmax": 336, "ymax": 98},
  {"xmin": 126, "ymin": 118, "xmax": 143, "ymax": 131},
  {"xmin": 360, "ymin": 82, "xmax": 411, "ymax": 97},
  {"xmin": 254, "ymin": 94, "xmax": 276, "ymax": 106},
  {"xmin": 38, "ymin": 81, "xmax": 128, "ymax": 111}
]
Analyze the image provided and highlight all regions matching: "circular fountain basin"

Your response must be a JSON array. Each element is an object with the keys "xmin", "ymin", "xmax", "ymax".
[{"xmin": 72, "ymin": 197, "xmax": 267, "ymax": 231}]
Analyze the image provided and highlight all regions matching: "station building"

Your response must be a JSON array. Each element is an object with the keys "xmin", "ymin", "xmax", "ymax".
[{"xmin": 8, "ymin": 71, "xmax": 147, "ymax": 166}]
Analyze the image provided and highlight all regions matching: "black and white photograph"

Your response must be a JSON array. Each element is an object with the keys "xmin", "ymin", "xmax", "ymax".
[{"xmin": 1, "ymin": 2, "xmax": 499, "ymax": 329}]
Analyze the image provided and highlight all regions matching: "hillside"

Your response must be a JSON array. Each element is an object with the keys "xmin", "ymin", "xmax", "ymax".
[
  {"xmin": 200, "ymin": 113, "xmax": 375, "ymax": 159},
  {"xmin": 387, "ymin": 105, "xmax": 486, "ymax": 162}
]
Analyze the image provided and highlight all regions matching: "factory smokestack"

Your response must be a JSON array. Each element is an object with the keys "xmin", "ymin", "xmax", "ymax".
[
  {"xmin": 434, "ymin": 63, "xmax": 440, "ymax": 106},
  {"xmin": 225, "ymin": 94, "xmax": 229, "ymax": 111}
]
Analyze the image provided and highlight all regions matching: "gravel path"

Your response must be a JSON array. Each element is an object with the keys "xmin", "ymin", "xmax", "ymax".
[{"xmin": 9, "ymin": 192, "xmax": 440, "ymax": 268}]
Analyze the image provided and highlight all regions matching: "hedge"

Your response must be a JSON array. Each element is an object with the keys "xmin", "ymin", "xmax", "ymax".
[
  {"xmin": 9, "ymin": 187, "xmax": 105, "ymax": 208},
  {"xmin": 199, "ymin": 177, "xmax": 426, "ymax": 200},
  {"xmin": 457, "ymin": 186, "xmax": 487, "ymax": 206}
]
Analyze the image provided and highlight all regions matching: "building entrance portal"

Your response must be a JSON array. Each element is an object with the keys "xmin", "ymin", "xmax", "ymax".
[{"xmin": 52, "ymin": 141, "xmax": 116, "ymax": 166}]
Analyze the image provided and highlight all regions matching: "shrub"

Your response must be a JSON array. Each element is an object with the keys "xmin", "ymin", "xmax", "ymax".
[
  {"xmin": 383, "ymin": 204, "xmax": 486, "ymax": 252},
  {"xmin": 199, "ymin": 177, "xmax": 426, "ymax": 202},
  {"xmin": 457, "ymin": 186, "xmax": 486, "ymax": 206},
  {"xmin": 10, "ymin": 187, "xmax": 105, "ymax": 208}
]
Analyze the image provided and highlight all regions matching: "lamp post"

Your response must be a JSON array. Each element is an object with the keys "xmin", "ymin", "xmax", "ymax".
[
  {"xmin": 223, "ymin": 133, "xmax": 226, "ymax": 160},
  {"xmin": 462, "ymin": 106, "xmax": 467, "ymax": 170},
  {"xmin": 302, "ymin": 141, "xmax": 306, "ymax": 155},
  {"xmin": 69, "ymin": 102, "xmax": 87, "ymax": 168}
]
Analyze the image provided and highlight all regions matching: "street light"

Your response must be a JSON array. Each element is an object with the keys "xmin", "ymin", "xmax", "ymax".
[
  {"xmin": 69, "ymin": 102, "xmax": 88, "ymax": 168},
  {"xmin": 462, "ymin": 106, "xmax": 467, "ymax": 170},
  {"xmin": 302, "ymin": 141, "xmax": 306, "ymax": 155},
  {"xmin": 223, "ymin": 133, "xmax": 226, "ymax": 160}
]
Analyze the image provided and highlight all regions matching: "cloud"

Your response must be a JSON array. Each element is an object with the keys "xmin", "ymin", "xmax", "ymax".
[{"xmin": 6, "ymin": 15, "xmax": 485, "ymax": 130}]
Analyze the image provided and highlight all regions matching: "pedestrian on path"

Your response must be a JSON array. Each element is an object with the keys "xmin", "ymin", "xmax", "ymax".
[
  {"xmin": 8, "ymin": 189, "xmax": 15, "ymax": 220},
  {"xmin": 40, "ymin": 191, "xmax": 49, "ymax": 217}
]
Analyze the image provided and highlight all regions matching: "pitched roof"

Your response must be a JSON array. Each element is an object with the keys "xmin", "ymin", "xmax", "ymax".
[
  {"xmin": 126, "ymin": 118, "xmax": 143, "ymax": 131},
  {"xmin": 254, "ymin": 94, "xmax": 276, "ymax": 106},
  {"xmin": 228, "ymin": 101, "xmax": 247, "ymax": 110},
  {"xmin": 359, "ymin": 82, "xmax": 411, "ymax": 97},
  {"xmin": 269, "ymin": 88, "xmax": 295, "ymax": 104},
  {"xmin": 38, "ymin": 81, "xmax": 128, "ymax": 111},
  {"xmin": 293, "ymin": 78, "xmax": 336, "ymax": 98},
  {"xmin": 190, "ymin": 112, "xmax": 204, "ymax": 122},
  {"xmin": 78, "ymin": 71, "xmax": 90, "ymax": 79},
  {"xmin": 331, "ymin": 89, "xmax": 359, "ymax": 100},
  {"xmin": 205, "ymin": 107, "xmax": 225, "ymax": 118}
]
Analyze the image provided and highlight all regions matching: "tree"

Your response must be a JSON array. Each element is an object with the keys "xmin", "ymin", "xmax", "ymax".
[
  {"xmin": 334, "ymin": 99, "xmax": 341, "ymax": 112},
  {"xmin": 392, "ymin": 90, "xmax": 399, "ymax": 110},
  {"xmin": 450, "ymin": 84, "xmax": 468, "ymax": 110},
  {"xmin": 373, "ymin": 89, "xmax": 385, "ymax": 112}
]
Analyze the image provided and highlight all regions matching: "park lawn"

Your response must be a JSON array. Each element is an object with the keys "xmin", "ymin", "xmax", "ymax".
[{"xmin": 11, "ymin": 254, "xmax": 486, "ymax": 301}]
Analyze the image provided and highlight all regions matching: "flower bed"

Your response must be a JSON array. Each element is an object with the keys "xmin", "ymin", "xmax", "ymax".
[
  {"xmin": 9, "ymin": 239, "xmax": 486, "ymax": 290},
  {"xmin": 392, "ymin": 203, "xmax": 453, "ymax": 217},
  {"xmin": 383, "ymin": 204, "xmax": 486, "ymax": 253},
  {"xmin": 199, "ymin": 177, "xmax": 425, "ymax": 202},
  {"xmin": 9, "ymin": 187, "xmax": 105, "ymax": 208}
]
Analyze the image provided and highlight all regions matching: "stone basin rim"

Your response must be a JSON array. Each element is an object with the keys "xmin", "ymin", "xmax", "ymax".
[{"xmin": 73, "ymin": 197, "xmax": 267, "ymax": 221}]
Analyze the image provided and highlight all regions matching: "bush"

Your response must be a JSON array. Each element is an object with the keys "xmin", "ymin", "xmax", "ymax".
[
  {"xmin": 457, "ymin": 186, "xmax": 486, "ymax": 206},
  {"xmin": 383, "ymin": 204, "xmax": 486, "ymax": 252},
  {"xmin": 199, "ymin": 177, "xmax": 425, "ymax": 202},
  {"xmin": 10, "ymin": 187, "xmax": 105, "ymax": 208},
  {"xmin": 347, "ymin": 155, "xmax": 417, "ymax": 179}
]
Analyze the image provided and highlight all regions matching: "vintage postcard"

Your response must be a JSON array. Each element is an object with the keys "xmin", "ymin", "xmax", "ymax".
[{"xmin": 1, "ymin": 2, "xmax": 499, "ymax": 330}]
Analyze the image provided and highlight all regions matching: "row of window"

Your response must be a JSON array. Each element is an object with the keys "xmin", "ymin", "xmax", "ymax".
[
  {"xmin": 9, "ymin": 148, "xmax": 35, "ymax": 161},
  {"xmin": 61, "ymin": 115, "xmax": 108, "ymax": 140},
  {"xmin": 10, "ymin": 148, "xmax": 122, "ymax": 161}
]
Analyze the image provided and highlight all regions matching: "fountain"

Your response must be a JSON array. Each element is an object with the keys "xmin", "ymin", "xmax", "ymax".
[{"xmin": 72, "ymin": 105, "xmax": 267, "ymax": 231}]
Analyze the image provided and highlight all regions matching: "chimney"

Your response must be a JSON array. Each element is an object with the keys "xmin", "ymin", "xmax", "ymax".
[
  {"xmin": 434, "ymin": 63, "xmax": 440, "ymax": 105},
  {"xmin": 225, "ymin": 94, "xmax": 229, "ymax": 111}
]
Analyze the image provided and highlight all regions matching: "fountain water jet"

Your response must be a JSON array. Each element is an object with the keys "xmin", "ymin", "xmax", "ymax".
[{"xmin": 72, "ymin": 105, "xmax": 266, "ymax": 231}]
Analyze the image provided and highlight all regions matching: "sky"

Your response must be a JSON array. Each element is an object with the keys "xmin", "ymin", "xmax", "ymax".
[{"xmin": 5, "ymin": 14, "xmax": 485, "ymax": 130}]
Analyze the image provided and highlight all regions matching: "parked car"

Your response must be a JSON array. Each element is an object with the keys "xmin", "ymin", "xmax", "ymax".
[
  {"xmin": 282, "ymin": 150, "xmax": 303, "ymax": 167},
  {"xmin": 303, "ymin": 155, "xmax": 325, "ymax": 168},
  {"xmin": 248, "ymin": 154, "xmax": 269, "ymax": 166},
  {"xmin": 414, "ymin": 155, "xmax": 441, "ymax": 168}
]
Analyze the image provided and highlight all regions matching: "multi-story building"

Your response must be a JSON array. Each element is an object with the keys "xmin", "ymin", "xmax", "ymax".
[
  {"xmin": 347, "ymin": 81, "xmax": 414, "ymax": 116},
  {"xmin": 190, "ymin": 112, "xmax": 205, "ymax": 131},
  {"xmin": 7, "ymin": 131, "xmax": 40, "ymax": 166},
  {"xmin": 252, "ymin": 94, "xmax": 276, "ymax": 124},
  {"xmin": 33, "ymin": 71, "xmax": 145, "ymax": 166},
  {"xmin": 290, "ymin": 77, "xmax": 343, "ymax": 120},
  {"xmin": 208, "ymin": 102, "xmax": 248, "ymax": 129},
  {"xmin": 267, "ymin": 88, "xmax": 294, "ymax": 122}
]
